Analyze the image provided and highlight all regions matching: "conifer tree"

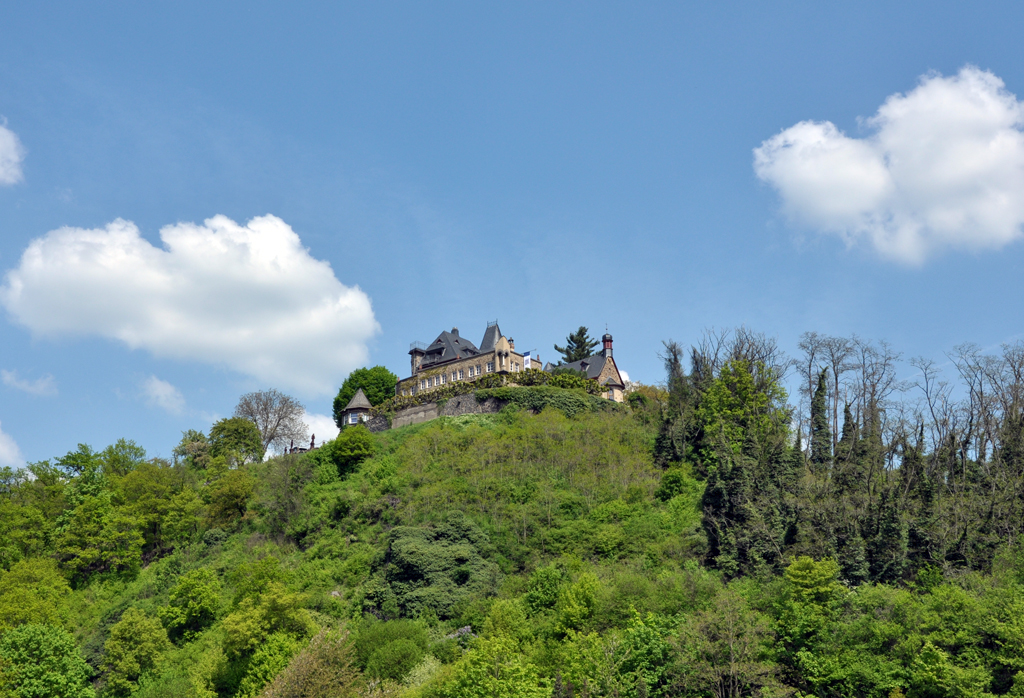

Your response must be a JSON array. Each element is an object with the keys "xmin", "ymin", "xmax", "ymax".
[
  {"xmin": 810, "ymin": 368, "xmax": 832, "ymax": 473},
  {"xmin": 554, "ymin": 326, "xmax": 599, "ymax": 363}
]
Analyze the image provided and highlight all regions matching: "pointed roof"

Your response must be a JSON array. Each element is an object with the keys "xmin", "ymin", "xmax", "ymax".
[
  {"xmin": 479, "ymin": 322, "xmax": 502, "ymax": 352},
  {"xmin": 344, "ymin": 388, "xmax": 372, "ymax": 411}
]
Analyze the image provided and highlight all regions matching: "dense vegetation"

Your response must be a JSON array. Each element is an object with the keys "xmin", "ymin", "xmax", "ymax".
[{"xmin": 3, "ymin": 330, "xmax": 1024, "ymax": 697}]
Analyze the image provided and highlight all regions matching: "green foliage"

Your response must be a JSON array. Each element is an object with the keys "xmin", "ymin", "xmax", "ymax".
[
  {"xmin": 53, "ymin": 494, "xmax": 143, "ymax": 585},
  {"xmin": 524, "ymin": 566, "xmax": 564, "ymax": 614},
  {"xmin": 55, "ymin": 444, "xmax": 102, "ymax": 477},
  {"xmin": 810, "ymin": 368, "xmax": 831, "ymax": 472},
  {"xmin": 785, "ymin": 556, "xmax": 844, "ymax": 606},
  {"xmin": 101, "ymin": 607, "xmax": 171, "ymax": 696},
  {"xmin": 333, "ymin": 366, "xmax": 399, "ymax": 428},
  {"xmin": 172, "ymin": 429, "xmax": 210, "ymax": 470},
  {"xmin": 100, "ymin": 438, "xmax": 147, "ymax": 477},
  {"xmin": 427, "ymin": 636, "xmax": 549, "ymax": 698},
  {"xmin": 222, "ymin": 583, "xmax": 316, "ymax": 658},
  {"xmin": 554, "ymin": 573, "xmax": 600, "ymax": 635},
  {"xmin": 374, "ymin": 512, "xmax": 500, "ymax": 619},
  {"xmin": 371, "ymin": 368, "xmax": 604, "ymax": 417},
  {"xmin": 0, "ymin": 558, "xmax": 71, "ymax": 632},
  {"xmin": 476, "ymin": 386, "xmax": 609, "ymax": 418},
  {"xmin": 319, "ymin": 426, "xmax": 375, "ymax": 477},
  {"xmin": 0, "ymin": 624, "xmax": 94, "ymax": 698},
  {"xmin": 236, "ymin": 632, "xmax": 302, "ymax": 698},
  {"xmin": 354, "ymin": 620, "xmax": 428, "ymax": 674},
  {"xmin": 554, "ymin": 326, "xmax": 599, "ymax": 364},
  {"xmin": 205, "ymin": 468, "xmax": 255, "ymax": 527},
  {"xmin": 159, "ymin": 569, "xmax": 221, "ymax": 642},
  {"xmin": 209, "ymin": 417, "xmax": 264, "ymax": 464}
]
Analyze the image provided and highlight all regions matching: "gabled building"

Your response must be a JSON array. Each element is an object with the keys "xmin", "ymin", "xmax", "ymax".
[
  {"xmin": 396, "ymin": 321, "xmax": 526, "ymax": 397},
  {"xmin": 544, "ymin": 333, "xmax": 626, "ymax": 402}
]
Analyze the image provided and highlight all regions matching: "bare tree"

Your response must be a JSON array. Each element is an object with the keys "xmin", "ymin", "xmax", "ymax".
[{"xmin": 234, "ymin": 389, "xmax": 308, "ymax": 453}]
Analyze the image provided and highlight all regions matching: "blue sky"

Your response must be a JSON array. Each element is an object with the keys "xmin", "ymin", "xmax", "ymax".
[{"xmin": 2, "ymin": 2, "xmax": 1024, "ymax": 465}]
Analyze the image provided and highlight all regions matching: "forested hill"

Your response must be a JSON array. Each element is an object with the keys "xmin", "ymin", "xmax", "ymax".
[{"xmin": 3, "ymin": 331, "xmax": 1024, "ymax": 698}]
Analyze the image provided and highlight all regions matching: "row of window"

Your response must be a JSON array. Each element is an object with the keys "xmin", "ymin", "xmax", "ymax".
[{"xmin": 401, "ymin": 360, "xmax": 507, "ymax": 396}]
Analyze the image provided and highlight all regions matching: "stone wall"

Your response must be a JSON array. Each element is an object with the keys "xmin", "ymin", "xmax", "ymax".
[{"xmin": 365, "ymin": 392, "xmax": 508, "ymax": 433}]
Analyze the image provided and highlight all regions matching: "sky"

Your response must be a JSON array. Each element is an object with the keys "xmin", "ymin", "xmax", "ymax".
[{"xmin": 2, "ymin": 2, "xmax": 1024, "ymax": 466}]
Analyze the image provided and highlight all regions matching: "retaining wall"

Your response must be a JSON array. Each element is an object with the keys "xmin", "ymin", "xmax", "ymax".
[{"xmin": 366, "ymin": 392, "xmax": 507, "ymax": 433}]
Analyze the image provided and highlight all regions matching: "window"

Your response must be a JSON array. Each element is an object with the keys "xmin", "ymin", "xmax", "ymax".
[
  {"xmin": 440, "ymin": 374, "xmax": 446, "ymax": 385},
  {"xmin": 468, "ymin": 366, "xmax": 474, "ymax": 377},
  {"xmin": 459, "ymin": 369, "xmax": 464, "ymax": 380},
  {"xmin": 421, "ymin": 379, "xmax": 427, "ymax": 390},
  {"xmin": 349, "ymin": 414, "xmax": 358, "ymax": 424},
  {"xmin": 451, "ymin": 371, "xmax": 457, "ymax": 382},
  {"xmin": 487, "ymin": 361, "xmax": 494, "ymax": 373}
]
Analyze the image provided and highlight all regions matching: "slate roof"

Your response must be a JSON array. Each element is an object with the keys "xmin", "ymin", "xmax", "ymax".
[
  {"xmin": 479, "ymin": 323, "xmax": 502, "ymax": 353},
  {"xmin": 418, "ymin": 329, "xmax": 481, "ymax": 369},
  {"xmin": 548, "ymin": 353, "xmax": 624, "ymax": 386},
  {"xmin": 344, "ymin": 388, "xmax": 373, "ymax": 411}
]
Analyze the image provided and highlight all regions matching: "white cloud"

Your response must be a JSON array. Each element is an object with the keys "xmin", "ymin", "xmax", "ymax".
[
  {"xmin": 1, "ymin": 369, "xmax": 57, "ymax": 396},
  {"xmin": 0, "ymin": 122, "xmax": 25, "ymax": 185},
  {"xmin": 0, "ymin": 421, "xmax": 23, "ymax": 467},
  {"xmin": 141, "ymin": 375, "xmax": 185, "ymax": 415},
  {"xmin": 303, "ymin": 411, "xmax": 340, "ymax": 444},
  {"xmin": 1, "ymin": 215, "xmax": 380, "ymax": 395},
  {"xmin": 754, "ymin": 66, "xmax": 1024, "ymax": 264}
]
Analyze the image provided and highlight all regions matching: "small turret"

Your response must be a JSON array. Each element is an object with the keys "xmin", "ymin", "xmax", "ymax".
[{"xmin": 602, "ymin": 333, "xmax": 613, "ymax": 359}]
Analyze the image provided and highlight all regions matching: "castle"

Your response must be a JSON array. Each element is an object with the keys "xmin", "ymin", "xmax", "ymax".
[{"xmin": 395, "ymin": 321, "xmax": 626, "ymax": 402}]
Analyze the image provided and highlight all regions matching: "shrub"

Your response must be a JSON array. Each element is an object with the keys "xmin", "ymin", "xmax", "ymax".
[
  {"xmin": 0, "ymin": 558, "xmax": 71, "ymax": 632},
  {"xmin": 261, "ymin": 629, "xmax": 362, "ymax": 698},
  {"xmin": 222, "ymin": 583, "xmax": 316, "ymax": 658},
  {"xmin": 159, "ymin": 569, "xmax": 221, "ymax": 642},
  {"xmin": 354, "ymin": 619, "xmax": 428, "ymax": 673},
  {"xmin": 102, "ymin": 608, "xmax": 171, "ymax": 696},
  {"xmin": 366, "ymin": 638, "xmax": 424, "ymax": 682},
  {"xmin": 236, "ymin": 632, "xmax": 301, "ymax": 698},
  {"xmin": 0, "ymin": 624, "xmax": 95, "ymax": 698}
]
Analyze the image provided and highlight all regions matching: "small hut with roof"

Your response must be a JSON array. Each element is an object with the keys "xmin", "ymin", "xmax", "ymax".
[{"xmin": 339, "ymin": 388, "xmax": 373, "ymax": 426}]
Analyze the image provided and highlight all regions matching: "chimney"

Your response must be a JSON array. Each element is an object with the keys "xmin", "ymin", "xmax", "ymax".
[
  {"xmin": 602, "ymin": 333, "xmax": 613, "ymax": 359},
  {"xmin": 509, "ymin": 337, "xmax": 515, "ymax": 351},
  {"xmin": 452, "ymin": 327, "xmax": 459, "ymax": 335}
]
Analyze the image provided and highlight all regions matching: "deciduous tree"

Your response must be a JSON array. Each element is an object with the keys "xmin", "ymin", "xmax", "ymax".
[{"xmin": 234, "ymin": 390, "xmax": 308, "ymax": 454}]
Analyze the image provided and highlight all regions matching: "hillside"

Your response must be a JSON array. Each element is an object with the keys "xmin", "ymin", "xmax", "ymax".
[{"xmin": 4, "ymin": 339, "xmax": 1024, "ymax": 697}]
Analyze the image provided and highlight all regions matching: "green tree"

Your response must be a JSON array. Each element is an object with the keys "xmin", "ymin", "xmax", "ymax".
[
  {"xmin": 102, "ymin": 608, "xmax": 171, "ymax": 696},
  {"xmin": 554, "ymin": 326, "xmax": 599, "ymax": 364},
  {"xmin": 432, "ymin": 636, "xmax": 549, "ymax": 698},
  {"xmin": 222, "ymin": 583, "xmax": 316, "ymax": 658},
  {"xmin": 54, "ymin": 444, "xmax": 102, "ymax": 477},
  {"xmin": 332, "ymin": 366, "xmax": 399, "ymax": 428},
  {"xmin": 172, "ymin": 429, "xmax": 210, "ymax": 469},
  {"xmin": 205, "ymin": 468, "xmax": 255, "ymax": 527},
  {"xmin": 673, "ymin": 589, "xmax": 780, "ymax": 698},
  {"xmin": 209, "ymin": 418, "xmax": 264, "ymax": 464},
  {"xmin": 810, "ymin": 368, "xmax": 831, "ymax": 473},
  {"xmin": 100, "ymin": 439, "xmax": 147, "ymax": 477},
  {"xmin": 697, "ymin": 359, "xmax": 794, "ymax": 576},
  {"xmin": 159, "ymin": 569, "xmax": 222, "ymax": 642},
  {"xmin": 321, "ymin": 426, "xmax": 374, "ymax": 476},
  {"xmin": 53, "ymin": 495, "xmax": 144, "ymax": 585},
  {"xmin": 0, "ymin": 558, "xmax": 72, "ymax": 633},
  {"xmin": 0, "ymin": 624, "xmax": 94, "ymax": 698},
  {"xmin": 236, "ymin": 633, "xmax": 302, "ymax": 698}
]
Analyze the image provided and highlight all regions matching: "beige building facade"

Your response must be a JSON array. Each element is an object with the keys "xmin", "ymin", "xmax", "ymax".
[{"xmin": 396, "ymin": 322, "xmax": 526, "ymax": 397}]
